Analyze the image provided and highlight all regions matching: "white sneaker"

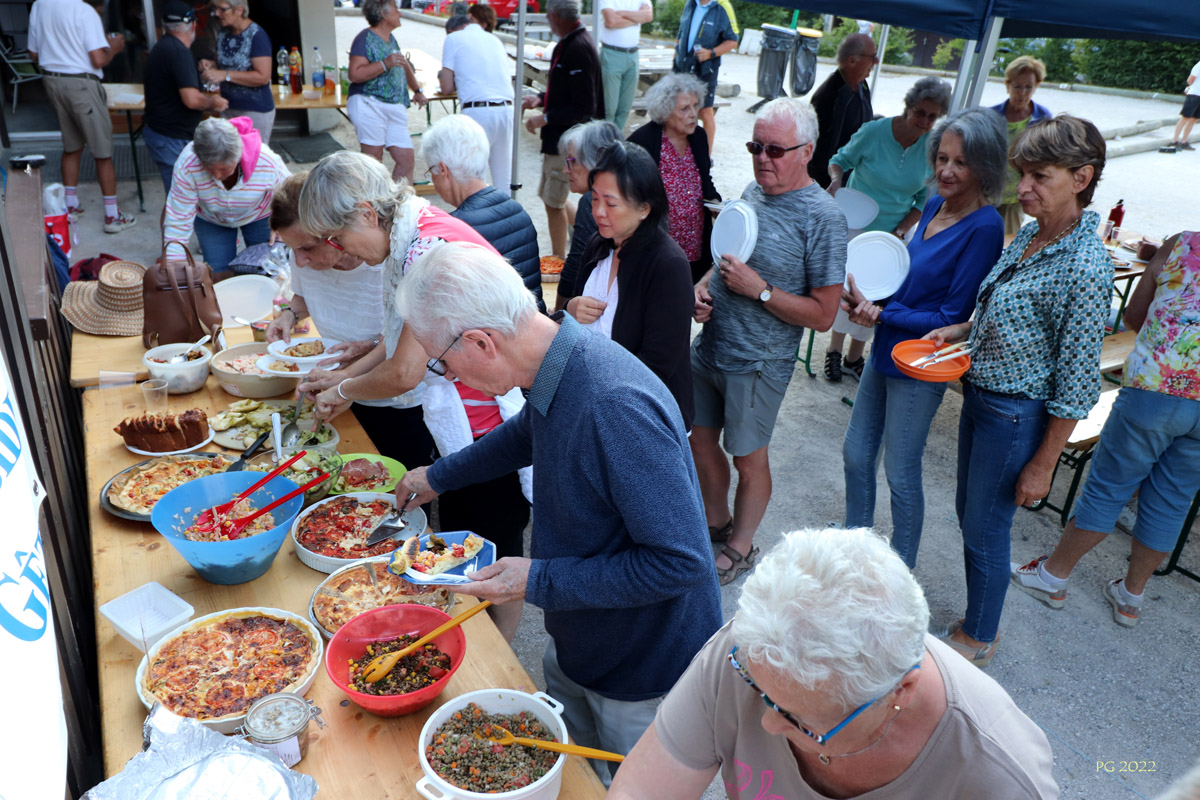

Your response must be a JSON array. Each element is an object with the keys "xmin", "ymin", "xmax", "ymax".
[
  {"xmin": 1010, "ymin": 556, "xmax": 1068, "ymax": 609},
  {"xmin": 104, "ymin": 212, "xmax": 137, "ymax": 234},
  {"xmin": 1104, "ymin": 579, "xmax": 1140, "ymax": 627}
]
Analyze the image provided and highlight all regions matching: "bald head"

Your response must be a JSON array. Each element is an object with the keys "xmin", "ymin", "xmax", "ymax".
[{"xmin": 837, "ymin": 33, "xmax": 877, "ymax": 86}]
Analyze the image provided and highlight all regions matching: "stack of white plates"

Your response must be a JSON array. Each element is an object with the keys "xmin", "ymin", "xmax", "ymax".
[
  {"xmin": 711, "ymin": 200, "xmax": 759, "ymax": 264},
  {"xmin": 845, "ymin": 231, "xmax": 911, "ymax": 301}
]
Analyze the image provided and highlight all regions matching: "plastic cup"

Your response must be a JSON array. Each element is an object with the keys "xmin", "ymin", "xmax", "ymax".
[{"xmin": 141, "ymin": 379, "xmax": 168, "ymax": 415}]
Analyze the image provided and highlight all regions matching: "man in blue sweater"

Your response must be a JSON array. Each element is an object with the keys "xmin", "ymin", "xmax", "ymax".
[{"xmin": 395, "ymin": 241, "xmax": 722, "ymax": 785}]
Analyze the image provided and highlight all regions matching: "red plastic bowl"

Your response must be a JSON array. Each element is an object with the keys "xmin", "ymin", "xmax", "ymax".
[
  {"xmin": 325, "ymin": 604, "xmax": 467, "ymax": 717},
  {"xmin": 891, "ymin": 339, "xmax": 971, "ymax": 383}
]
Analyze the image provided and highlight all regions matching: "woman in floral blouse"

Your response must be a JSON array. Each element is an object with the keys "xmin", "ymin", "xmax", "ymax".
[
  {"xmin": 1011, "ymin": 231, "xmax": 1200, "ymax": 629},
  {"xmin": 925, "ymin": 115, "xmax": 1112, "ymax": 667}
]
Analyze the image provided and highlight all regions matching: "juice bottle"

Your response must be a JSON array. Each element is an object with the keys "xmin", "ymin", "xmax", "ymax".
[{"xmin": 288, "ymin": 47, "xmax": 303, "ymax": 95}]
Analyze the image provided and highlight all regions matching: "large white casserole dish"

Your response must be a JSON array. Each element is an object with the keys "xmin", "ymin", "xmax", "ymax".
[
  {"xmin": 416, "ymin": 689, "xmax": 569, "ymax": 800},
  {"xmin": 291, "ymin": 491, "xmax": 428, "ymax": 574},
  {"xmin": 134, "ymin": 606, "xmax": 324, "ymax": 734}
]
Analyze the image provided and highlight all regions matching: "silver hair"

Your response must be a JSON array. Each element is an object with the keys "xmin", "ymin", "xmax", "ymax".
[
  {"xmin": 395, "ymin": 241, "xmax": 537, "ymax": 352},
  {"xmin": 362, "ymin": 0, "xmax": 396, "ymax": 26},
  {"xmin": 756, "ymin": 97, "xmax": 819, "ymax": 146},
  {"xmin": 445, "ymin": 14, "xmax": 470, "ymax": 32},
  {"xmin": 926, "ymin": 107, "xmax": 1009, "ymax": 204},
  {"xmin": 163, "ymin": 20, "xmax": 191, "ymax": 33},
  {"xmin": 643, "ymin": 72, "xmax": 707, "ymax": 125},
  {"xmin": 192, "ymin": 117, "xmax": 242, "ymax": 167},
  {"xmin": 298, "ymin": 150, "xmax": 415, "ymax": 237},
  {"xmin": 731, "ymin": 528, "xmax": 929, "ymax": 710},
  {"xmin": 547, "ymin": 0, "xmax": 580, "ymax": 23},
  {"xmin": 836, "ymin": 32, "xmax": 874, "ymax": 63},
  {"xmin": 903, "ymin": 76, "xmax": 951, "ymax": 115},
  {"xmin": 225, "ymin": 0, "xmax": 249, "ymax": 15},
  {"xmin": 557, "ymin": 119, "xmax": 622, "ymax": 171},
  {"xmin": 421, "ymin": 114, "xmax": 490, "ymax": 183}
]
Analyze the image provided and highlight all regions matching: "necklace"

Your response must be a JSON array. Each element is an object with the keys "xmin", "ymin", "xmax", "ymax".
[
  {"xmin": 816, "ymin": 706, "xmax": 903, "ymax": 766},
  {"xmin": 936, "ymin": 199, "xmax": 981, "ymax": 223},
  {"xmin": 1022, "ymin": 216, "xmax": 1080, "ymax": 263}
]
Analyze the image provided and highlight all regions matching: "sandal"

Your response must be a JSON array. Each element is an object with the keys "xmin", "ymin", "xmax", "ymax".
[
  {"xmin": 716, "ymin": 544, "xmax": 759, "ymax": 586},
  {"xmin": 708, "ymin": 519, "xmax": 733, "ymax": 543},
  {"xmin": 934, "ymin": 619, "xmax": 998, "ymax": 668}
]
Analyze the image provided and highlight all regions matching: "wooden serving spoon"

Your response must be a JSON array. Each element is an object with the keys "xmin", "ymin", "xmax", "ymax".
[
  {"xmin": 362, "ymin": 600, "xmax": 492, "ymax": 684},
  {"xmin": 474, "ymin": 725, "xmax": 625, "ymax": 762}
]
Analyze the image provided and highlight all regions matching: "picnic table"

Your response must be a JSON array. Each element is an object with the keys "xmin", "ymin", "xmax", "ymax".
[{"xmin": 77, "ymin": 328, "xmax": 607, "ymax": 796}]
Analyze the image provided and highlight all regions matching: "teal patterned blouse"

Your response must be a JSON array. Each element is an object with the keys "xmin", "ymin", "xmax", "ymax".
[
  {"xmin": 966, "ymin": 209, "xmax": 1113, "ymax": 419},
  {"xmin": 348, "ymin": 29, "xmax": 410, "ymax": 106}
]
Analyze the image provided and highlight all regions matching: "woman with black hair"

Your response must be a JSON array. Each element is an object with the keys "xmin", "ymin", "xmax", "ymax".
[{"xmin": 565, "ymin": 140, "xmax": 696, "ymax": 429}]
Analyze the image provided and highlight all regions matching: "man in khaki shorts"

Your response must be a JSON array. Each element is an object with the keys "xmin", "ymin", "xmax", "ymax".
[
  {"xmin": 29, "ymin": 0, "xmax": 136, "ymax": 232},
  {"xmin": 521, "ymin": 0, "xmax": 602, "ymax": 257}
]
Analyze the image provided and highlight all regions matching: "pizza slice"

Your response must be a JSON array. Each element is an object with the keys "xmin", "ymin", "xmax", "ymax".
[{"xmin": 409, "ymin": 533, "xmax": 486, "ymax": 575}]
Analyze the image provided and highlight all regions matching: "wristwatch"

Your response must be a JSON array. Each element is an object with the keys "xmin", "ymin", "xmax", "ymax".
[
  {"xmin": 224, "ymin": 71, "xmax": 231, "ymax": 82},
  {"xmin": 759, "ymin": 284, "xmax": 773, "ymax": 303}
]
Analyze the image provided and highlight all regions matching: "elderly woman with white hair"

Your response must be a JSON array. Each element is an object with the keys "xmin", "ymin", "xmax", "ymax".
[
  {"xmin": 556, "ymin": 119, "xmax": 623, "ymax": 310},
  {"xmin": 422, "ymin": 114, "xmax": 543, "ymax": 311},
  {"xmin": 628, "ymin": 72, "xmax": 721, "ymax": 284},
  {"xmin": 608, "ymin": 527, "xmax": 1058, "ymax": 800},
  {"xmin": 197, "ymin": 0, "xmax": 275, "ymax": 141},
  {"xmin": 162, "ymin": 116, "xmax": 288, "ymax": 276}
]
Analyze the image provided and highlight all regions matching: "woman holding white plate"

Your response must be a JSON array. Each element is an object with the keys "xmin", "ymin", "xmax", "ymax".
[{"xmin": 839, "ymin": 108, "xmax": 1006, "ymax": 569}]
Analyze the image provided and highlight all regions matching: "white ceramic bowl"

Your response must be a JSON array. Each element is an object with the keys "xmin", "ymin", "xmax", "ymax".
[
  {"xmin": 416, "ymin": 689, "xmax": 568, "ymax": 800},
  {"xmin": 291, "ymin": 492, "xmax": 427, "ymax": 573},
  {"xmin": 143, "ymin": 343, "xmax": 213, "ymax": 395},
  {"xmin": 133, "ymin": 606, "xmax": 324, "ymax": 734},
  {"xmin": 211, "ymin": 342, "xmax": 299, "ymax": 399}
]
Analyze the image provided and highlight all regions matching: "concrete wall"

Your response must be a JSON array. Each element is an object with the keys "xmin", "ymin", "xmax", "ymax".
[{"xmin": 298, "ymin": 0, "xmax": 342, "ymax": 132}]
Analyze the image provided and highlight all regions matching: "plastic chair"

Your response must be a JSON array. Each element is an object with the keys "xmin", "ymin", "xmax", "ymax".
[{"xmin": 0, "ymin": 41, "xmax": 41, "ymax": 113}]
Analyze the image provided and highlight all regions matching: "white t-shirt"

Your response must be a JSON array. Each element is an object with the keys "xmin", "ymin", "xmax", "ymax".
[
  {"xmin": 441, "ymin": 24, "xmax": 514, "ymax": 104},
  {"xmin": 1187, "ymin": 61, "xmax": 1200, "ymax": 96},
  {"xmin": 580, "ymin": 251, "xmax": 620, "ymax": 339},
  {"xmin": 28, "ymin": 0, "xmax": 109, "ymax": 77},
  {"xmin": 290, "ymin": 260, "xmax": 423, "ymax": 409},
  {"xmin": 598, "ymin": 0, "xmax": 647, "ymax": 49}
]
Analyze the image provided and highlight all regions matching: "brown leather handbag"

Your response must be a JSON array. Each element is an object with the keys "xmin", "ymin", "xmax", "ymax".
[{"xmin": 142, "ymin": 244, "xmax": 224, "ymax": 348}]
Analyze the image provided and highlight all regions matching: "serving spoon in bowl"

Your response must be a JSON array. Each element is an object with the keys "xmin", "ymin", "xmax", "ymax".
[
  {"xmin": 473, "ymin": 726, "xmax": 625, "ymax": 762},
  {"xmin": 361, "ymin": 600, "xmax": 493, "ymax": 683},
  {"xmin": 168, "ymin": 334, "xmax": 211, "ymax": 363}
]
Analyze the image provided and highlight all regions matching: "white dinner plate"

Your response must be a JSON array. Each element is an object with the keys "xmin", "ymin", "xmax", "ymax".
[
  {"xmin": 845, "ymin": 231, "xmax": 911, "ymax": 301},
  {"xmin": 213, "ymin": 275, "xmax": 278, "ymax": 328},
  {"xmin": 836, "ymin": 187, "xmax": 881, "ymax": 231},
  {"xmin": 267, "ymin": 336, "xmax": 344, "ymax": 365},
  {"xmin": 124, "ymin": 427, "xmax": 215, "ymax": 457},
  {"xmin": 711, "ymin": 200, "xmax": 759, "ymax": 264}
]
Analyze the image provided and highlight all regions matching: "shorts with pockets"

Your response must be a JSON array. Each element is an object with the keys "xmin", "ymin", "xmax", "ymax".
[
  {"xmin": 347, "ymin": 93, "xmax": 413, "ymax": 150},
  {"xmin": 691, "ymin": 347, "xmax": 788, "ymax": 457},
  {"xmin": 539, "ymin": 152, "xmax": 571, "ymax": 208},
  {"xmin": 1182, "ymin": 94, "xmax": 1200, "ymax": 120},
  {"xmin": 44, "ymin": 75, "xmax": 114, "ymax": 157}
]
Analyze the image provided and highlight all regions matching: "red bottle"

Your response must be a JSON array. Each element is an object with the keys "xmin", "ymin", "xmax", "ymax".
[
  {"xmin": 1108, "ymin": 199, "xmax": 1125, "ymax": 228},
  {"xmin": 288, "ymin": 46, "xmax": 303, "ymax": 95}
]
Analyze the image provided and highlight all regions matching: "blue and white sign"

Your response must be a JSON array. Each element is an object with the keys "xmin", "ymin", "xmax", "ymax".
[{"xmin": 0, "ymin": 349, "xmax": 66, "ymax": 799}]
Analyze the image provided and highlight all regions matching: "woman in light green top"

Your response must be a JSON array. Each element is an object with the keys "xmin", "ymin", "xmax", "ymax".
[{"xmin": 989, "ymin": 56, "xmax": 1052, "ymax": 236}]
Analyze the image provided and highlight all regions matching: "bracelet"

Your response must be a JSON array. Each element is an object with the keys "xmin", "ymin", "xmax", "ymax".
[
  {"xmin": 336, "ymin": 379, "xmax": 351, "ymax": 402},
  {"xmin": 370, "ymin": 335, "xmax": 381, "ymax": 349}
]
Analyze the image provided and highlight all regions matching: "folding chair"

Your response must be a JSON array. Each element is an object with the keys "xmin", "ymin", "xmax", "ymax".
[{"xmin": 0, "ymin": 40, "xmax": 41, "ymax": 113}]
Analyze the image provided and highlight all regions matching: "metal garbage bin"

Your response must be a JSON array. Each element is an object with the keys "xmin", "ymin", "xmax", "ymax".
[
  {"xmin": 756, "ymin": 24, "xmax": 797, "ymax": 101},
  {"xmin": 790, "ymin": 27, "xmax": 823, "ymax": 97}
]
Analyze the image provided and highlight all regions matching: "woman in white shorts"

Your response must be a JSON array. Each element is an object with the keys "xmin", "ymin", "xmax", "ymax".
[{"xmin": 347, "ymin": 0, "xmax": 427, "ymax": 182}]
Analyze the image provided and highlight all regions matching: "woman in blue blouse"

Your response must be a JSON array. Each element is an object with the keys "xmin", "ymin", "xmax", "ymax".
[
  {"xmin": 199, "ymin": 0, "xmax": 275, "ymax": 141},
  {"xmin": 924, "ymin": 115, "xmax": 1112, "ymax": 667},
  {"xmin": 840, "ymin": 108, "xmax": 1006, "ymax": 570}
]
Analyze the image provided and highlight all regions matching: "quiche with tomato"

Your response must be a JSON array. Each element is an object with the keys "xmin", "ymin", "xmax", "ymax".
[
  {"xmin": 295, "ymin": 496, "xmax": 403, "ymax": 560},
  {"xmin": 107, "ymin": 454, "xmax": 235, "ymax": 516}
]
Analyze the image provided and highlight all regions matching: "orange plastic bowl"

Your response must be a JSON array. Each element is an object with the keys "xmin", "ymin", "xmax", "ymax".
[
  {"xmin": 891, "ymin": 339, "xmax": 971, "ymax": 383},
  {"xmin": 325, "ymin": 604, "xmax": 466, "ymax": 717}
]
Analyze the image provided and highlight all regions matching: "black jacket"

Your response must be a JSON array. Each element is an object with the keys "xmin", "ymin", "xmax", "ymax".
[
  {"xmin": 577, "ymin": 225, "xmax": 695, "ymax": 429},
  {"xmin": 627, "ymin": 121, "xmax": 721, "ymax": 268},
  {"xmin": 809, "ymin": 68, "xmax": 873, "ymax": 188},
  {"xmin": 538, "ymin": 24, "xmax": 604, "ymax": 155},
  {"xmin": 452, "ymin": 186, "xmax": 545, "ymax": 312}
]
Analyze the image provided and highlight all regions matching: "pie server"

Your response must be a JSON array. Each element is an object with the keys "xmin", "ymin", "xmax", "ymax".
[{"xmin": 364, "ymin": 493, "xmax": 418, "ymax": 546}]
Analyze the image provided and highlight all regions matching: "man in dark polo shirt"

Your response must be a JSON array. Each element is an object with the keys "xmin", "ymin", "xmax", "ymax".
[
  {"xmin": 143, "ymin": 0, "xmax": 228, "ymax": 192},
  {"xmin": 808, "ymin": 32, "xmax": 876, "ymax": 188}
]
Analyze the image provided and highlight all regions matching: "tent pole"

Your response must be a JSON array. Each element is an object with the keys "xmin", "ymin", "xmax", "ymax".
[
  {"xmin": 870, "ymin": 24, "xmax": 889, "ymax": 96},
  {"xmin": 949, "ymin": 39, "xmax": 978, "ymax": 111},
  {"xmin": 593, "ymin": 1, "xmax": 601, "ymax": 51},
  {"xmin": 965, "ymin": 16, "xmax": 1004, "ymax": 108},
  {"xmin": 823, "ymin": 14, "xmax": 833, "ymax": 34},
  {"xmin": 512, "ymin": 0, "xmax": 528, "ymax": 198}
]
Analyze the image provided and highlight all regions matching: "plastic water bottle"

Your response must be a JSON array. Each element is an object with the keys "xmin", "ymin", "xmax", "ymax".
[
  {"xmin": 276, "ymin": 47, "xmax": 290, "ymax": 97},
  {"xmin": 311, "ymin": 46, "xmax": 325, "ymax": 90}
]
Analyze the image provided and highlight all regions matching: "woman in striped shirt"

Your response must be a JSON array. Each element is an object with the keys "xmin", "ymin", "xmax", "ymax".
[{"xmin": 163, "ymin": 117, "xmax": 288, "ymax": 276}]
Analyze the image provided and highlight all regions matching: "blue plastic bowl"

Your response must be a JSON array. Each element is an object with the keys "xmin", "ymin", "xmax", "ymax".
[{"xmin": 150, "ymin": 471, "xmax": 304, "ymax": 585}]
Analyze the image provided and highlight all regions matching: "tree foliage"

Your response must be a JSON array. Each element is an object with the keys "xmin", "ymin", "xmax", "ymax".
[{"xmin": 1072, "ymin": 39, "xmax": 1198, "ymax": 94}]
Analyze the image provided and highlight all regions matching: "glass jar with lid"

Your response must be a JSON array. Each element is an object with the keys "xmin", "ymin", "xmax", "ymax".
[{"xmin": 240, "ymin": 693, "xmax": 325, "ymax": 767}]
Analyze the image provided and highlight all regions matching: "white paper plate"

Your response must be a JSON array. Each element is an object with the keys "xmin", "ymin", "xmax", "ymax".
[
  {"xmin": 254, "ymin": 355, "xmax": 339, "ymax": 377},
  {"xmin": 836, "ymin": 187, "xmax": 880, "ymax": 230},
  {"xmin": 845, "ymin": 231, "xmax": 911, "ymax": 301},
  {"xmin": 125, "ymin": 426, "xmax": 215, "ymax": 457},
  {"xmin": 267, "ymin": 336, "xmax": 344, "ymax": 365},
  {"xmin": 711, "ymin": 200, "xmax": 759, "ymax": 265},
  {"xmin": 213, "ymin": 275, "xmax": 278, "ymax": 328}
]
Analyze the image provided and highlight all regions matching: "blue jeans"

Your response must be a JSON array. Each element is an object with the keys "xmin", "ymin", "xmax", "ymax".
[
  {"xmin": 194, "ymin": 216, "xmax": 271, "ymax": 274},
  {"xmin": 843, "ymin": 359, "xmax": 948, "ymax": 568},
  {"xmin": 142, "ymin": 125, "xmax": 190, "ymax": 193},
  {"xmin": 956, "ymin": 382, "xmax": 1048, "ymax": 643}
]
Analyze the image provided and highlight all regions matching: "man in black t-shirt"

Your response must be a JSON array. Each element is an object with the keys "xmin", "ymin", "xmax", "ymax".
[
  {"xmin": 143, "ymin": 0, "xmax": 228, "ymax": 192},
  {"xmin": 808, "ymin": 32, "xmax": 876, "ymax": 189}
]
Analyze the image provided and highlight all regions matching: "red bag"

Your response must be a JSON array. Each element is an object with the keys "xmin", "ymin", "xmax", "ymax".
[
  {"xmin": 44, "ymin": 213, "xmax": 71, "ymax": 257},
  {"xmin": 70, "ymin": 253, "xmax": 121, "ymax": 282}
]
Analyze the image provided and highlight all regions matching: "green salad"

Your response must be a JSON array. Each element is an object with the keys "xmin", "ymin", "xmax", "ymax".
[{"xmin": 248, "ymin": 451, "xmax": 342, "ymax": 498}]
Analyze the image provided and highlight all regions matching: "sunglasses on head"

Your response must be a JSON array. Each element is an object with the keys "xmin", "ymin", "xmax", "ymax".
[{"xmin": 746, "ymin": 141, "xmax": 806, "ymax": 159}]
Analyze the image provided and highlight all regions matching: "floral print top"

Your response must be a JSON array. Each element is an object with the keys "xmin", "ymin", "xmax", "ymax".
[
  {"xmin": 966, "ymin": 209, "xmax": 1113, "ymax": 419},
  {"xmin": 216, "ymin": 22, "xmax": 274, "ymax": 113},
  {"xmin": 1124, "ymin": 231, "xmax": 1200, "ymax": 399},
  {"xmin": 659, "ymin": 132, "xmax": 703, "ymax": 262},
  {"xmin": 349, "ymin": 29, "xmax": 409, "ymax": 106}
]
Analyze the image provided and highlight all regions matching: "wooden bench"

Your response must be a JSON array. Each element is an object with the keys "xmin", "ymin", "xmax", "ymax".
[
  {"xmin": 1099, "ymin": 330, "xmax": 1137, "ymax": 377},
  {"xmin": 1031, "ymin": 389, "xmax": 1120, "ymax": 525}
]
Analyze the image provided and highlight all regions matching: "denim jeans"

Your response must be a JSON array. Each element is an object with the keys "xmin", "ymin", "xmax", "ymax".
[
  {"xmin": 956, "ymin": 382, "xmax": 1048, "ymax": 643},
  {"xmin": 843, "ymin": 359, "xmax": 948, "ymax": 568},
  {"xmin": 194, "ymin": 215, "xmax": 271, "ymax": 274},
  {"xmin": 142, "ymin": 125, "xmax": 190, "ymax": 193}
]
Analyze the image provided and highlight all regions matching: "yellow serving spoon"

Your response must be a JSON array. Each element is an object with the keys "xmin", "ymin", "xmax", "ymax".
[
  {"xmin": 362, "ymin": 600, "xmax": 491, "ymax": 684},
  {"xmin": 474, "ymin": 725, "xmax": 626, "ymax": 762}
]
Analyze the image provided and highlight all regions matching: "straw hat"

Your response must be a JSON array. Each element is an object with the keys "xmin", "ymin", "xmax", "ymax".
[{"xmin": 61, "ymin": 261, "xmax": 145, "ymax": 336}]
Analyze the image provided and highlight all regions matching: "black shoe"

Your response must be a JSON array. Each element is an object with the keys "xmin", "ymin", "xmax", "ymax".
[
  {"xmin": 824, "ymin": 350, "xmax": 842, "ymax": 382},
  {"xmin": 1181, "ymin": 141, "xmax": 1196, "ymax": 151},
  {"xmin": 1159, "ymin": 142, "xmax": 1179, "ymax": 153},
  {"xmin": 843, "ymin": 356, "xmax": 865, "ymax": 381}
]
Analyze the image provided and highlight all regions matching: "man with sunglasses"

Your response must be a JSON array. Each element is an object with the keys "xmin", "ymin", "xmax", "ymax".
[
  {"xmin": 608, "ymin": 527, "xmax": 1058, "ymax": 799},
  {"xmin": 690, "ymin": 98, "xmax": 845, "ymax": 586},
  {"xmin": 809, "ymin": 32, "xmax": 877, "ymax": 189}
]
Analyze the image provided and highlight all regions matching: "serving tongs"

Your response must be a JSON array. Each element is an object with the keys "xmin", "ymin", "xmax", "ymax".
[
  {"xmin": 364, "ymin": 492, "xmax": 419, "ymax": 546},
  {"xmin": 361, "ymin": 600, "xmax": 492, "ymax": 683},
  {"xmin": 213, "ymin": 470, "xmax": 330, "ymax": 540},
  {"xmin": 194, "ymin": 448, "xmax": 309, "ymax": 528},
  {"xmin": 911, "ymin": 341, "xmax": 970, "ymax": 368}
]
